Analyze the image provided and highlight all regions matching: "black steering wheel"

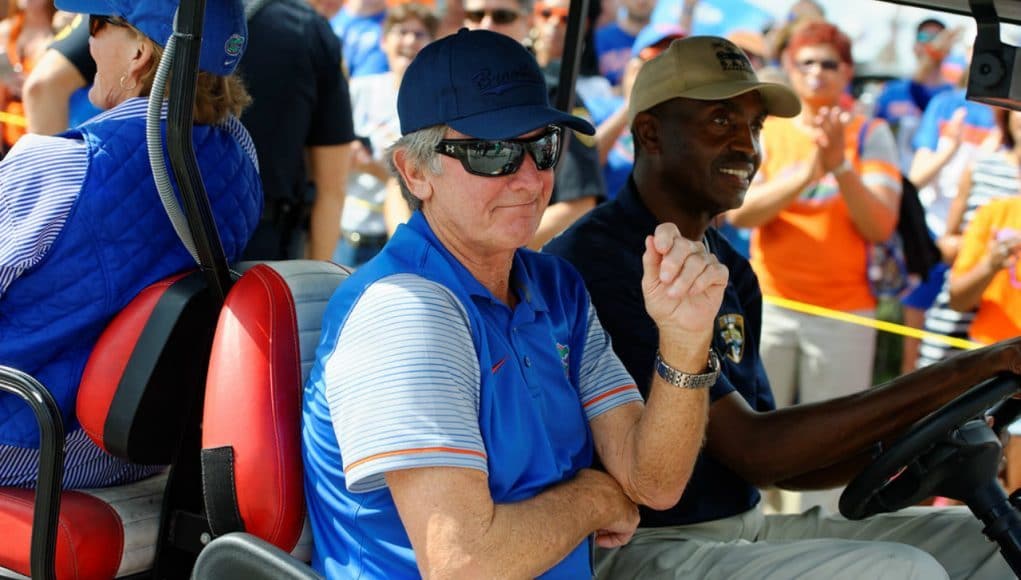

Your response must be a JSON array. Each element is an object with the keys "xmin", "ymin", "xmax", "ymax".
[{"xmin": 840, "ymin": 373, "xmax": 1021, "ymax": 521}]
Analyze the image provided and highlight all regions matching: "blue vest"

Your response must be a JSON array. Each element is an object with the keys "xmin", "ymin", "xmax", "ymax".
[
  {"xmin": 303, "ymin": 212, "xmax": 595, "ymax": 579},
  {"xmin": 0, "ymin": 111, "xmax": 262, "ymax": 447}
]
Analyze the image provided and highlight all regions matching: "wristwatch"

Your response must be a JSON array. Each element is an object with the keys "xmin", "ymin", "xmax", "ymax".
[{"xmin": 654, "ymin": 349, "xmax": 721, "ymax": 389}]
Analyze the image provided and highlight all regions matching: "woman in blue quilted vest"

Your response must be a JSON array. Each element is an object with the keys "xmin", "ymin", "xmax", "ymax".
[{"xmin": 0, "ymin": 0, "xmax": 263, "ymax": 488}]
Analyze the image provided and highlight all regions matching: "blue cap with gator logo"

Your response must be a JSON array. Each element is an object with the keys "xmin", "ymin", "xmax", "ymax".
[
  {"xmin": 397, "ymin": 28, "xmax": 595, "ymax": 139},
  {"xmin": 55, "ymin": 0, "xmax": 246, "ymax": 76}
]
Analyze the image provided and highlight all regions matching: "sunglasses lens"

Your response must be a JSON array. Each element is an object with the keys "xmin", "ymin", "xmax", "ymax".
[
  {"xmin": 492, "ymin": 9, "xmax": 519, "ymax": 24},
  {"xmin": 798, "ymin": 59, "xmax": 840, "ymax": 72},
  {"xmin": 527, "ymin": 130, "xmax": 560, "ymax": 170},
  {"xmin": 466, "ymin": 9, "xmax": 518, "ymax": 24},
  {"xmin": 465, "ymin": 141, "xmax": 524, "ymax": 175}
]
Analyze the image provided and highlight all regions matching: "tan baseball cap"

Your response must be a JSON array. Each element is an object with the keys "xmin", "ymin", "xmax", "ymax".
[{"xmin": 628, "ymin": 35, "xmax": 801, "ymax": 124}]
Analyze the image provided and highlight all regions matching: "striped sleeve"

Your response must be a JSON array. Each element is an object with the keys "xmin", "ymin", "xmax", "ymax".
[
  {"xmin": 577, "ymin": 303, "xmax": 642, "ymax": 419},
  {"xmin": 860, "ymin": 120, "xmax": 902, "ymax": 195},
  {"xmin": 323, "ymin": 273, "xmax": 487, "ymax": 493},
  {"xmin": 0, "ymin": 135, "xmax": 88, "ymax": 297}
]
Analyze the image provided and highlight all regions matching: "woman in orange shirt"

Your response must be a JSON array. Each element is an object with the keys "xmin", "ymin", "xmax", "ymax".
[
  {"xmin": 948, "ymin": 195, "xmax": 1021, "ymax": 344},
  {"xmin": 726, "ymin": 21, "xmax": 902, "ymax": 514},
  {"xmin": 0, "ymin": 0, "xmax": 56, "ymax": 153}
]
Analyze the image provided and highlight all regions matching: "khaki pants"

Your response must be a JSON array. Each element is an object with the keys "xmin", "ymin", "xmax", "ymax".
[
  {"xmin": 759, "ymin": 303, "xmax": 878, "ymax": 514},
  {"xmin": 596, "ymin": 506, "xmax": 1010, "ymax": 580}
]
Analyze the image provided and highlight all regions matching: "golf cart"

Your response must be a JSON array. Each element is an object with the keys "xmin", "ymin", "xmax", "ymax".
[{"xmin": 2, "ymin": 0, "xmax": 1021, "ymax": 578}]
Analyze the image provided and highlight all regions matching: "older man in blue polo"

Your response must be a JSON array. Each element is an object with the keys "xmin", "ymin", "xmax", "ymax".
[{"xmin": 301, "ymin": 29, "xmax": 728, "ymax": 578}]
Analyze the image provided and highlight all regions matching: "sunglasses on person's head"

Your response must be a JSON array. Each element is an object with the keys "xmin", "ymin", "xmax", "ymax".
[
  {"xmin": 795, "ymin": 58, "xmax": 841, "ymax": 72},
  {"xmin": 464, "ymin": 8, "xmax": 521, "ymax": 24},
  {"xmin": 534, "ymin": 3, "xmax": 569, "ymax": 20},
  {"xmin": 89, "ymin": 14, "xmax": 129, "ymax": 36},
  {"xmin": 435, "ymin": 126, "xmax": 563, "ymax": 177}
]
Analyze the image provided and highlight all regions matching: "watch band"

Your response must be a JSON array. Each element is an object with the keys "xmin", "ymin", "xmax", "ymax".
[{"xmin": 654, "ymin": 349, "xmax": 721, "ymax": 389}]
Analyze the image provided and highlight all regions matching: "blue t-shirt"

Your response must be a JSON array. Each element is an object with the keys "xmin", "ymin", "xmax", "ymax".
[
  {"xmin": 873, "ymin": 79, "xmax": 953, "ymax": 173},
  {"xmin": 912, "ymin": 88, "xmax": 995, "ymax": 152},
  {"xmin": 330, "ymin": 9, "xmax": 388, "ymax": 78},
  {"xmin": 302, "ymin": 212, "xmax": 642, "ymax": 578},
  {"xmin": 594, "ymin": 23, "xmax": 635, "ymax": 87},
  {"xmin": 586, "ymin": 93, "xmax": 631, "ymax": 200},
  {"xmin": 545, "ymin": 177, "xmax": 774, "ymax": 527}
]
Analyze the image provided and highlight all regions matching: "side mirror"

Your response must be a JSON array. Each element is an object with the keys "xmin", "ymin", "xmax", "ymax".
[{"xmin": 968, "ymin": 0, "xmax": 1021, "ymax": 110}]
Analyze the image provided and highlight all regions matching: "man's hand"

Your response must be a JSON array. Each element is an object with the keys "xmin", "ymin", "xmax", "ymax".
[
  {"xmin": 640, "ymin": 223, "xmax": 727, "ymax": 346},
  {"xmin": 574, "ymin": 469, "xmax": 640, "ymax": 548}
]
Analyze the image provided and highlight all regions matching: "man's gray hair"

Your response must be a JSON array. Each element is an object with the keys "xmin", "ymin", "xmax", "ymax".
[{"xmin": 385, "ymin": 125, "xmax": 447, "ymax": 212}]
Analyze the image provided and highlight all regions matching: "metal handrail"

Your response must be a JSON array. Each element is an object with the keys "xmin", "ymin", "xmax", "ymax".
[{"xmin": 0, "ymin": 366, "xmax": 65, "ymax": 580}]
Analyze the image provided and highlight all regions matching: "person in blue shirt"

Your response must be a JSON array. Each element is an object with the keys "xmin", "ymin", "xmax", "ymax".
[
  {"xmin": 302, "ymin": 29, "xmax": 728, "ymax": 578},
  {"xmin": 873, "ymin": 18, "xmax": 956, "ymax": 174},
  {"xmin": 593, "ymin": 0, "xmax": 655, "ymax": 87},
  {"xmin": 0, "ymin": 0, "xmax": 262, "ymax": 488},
  {"xmin": 330, "ymin": 0, "xmax": 389, "ymax": 78},
  {"xmin": 546, "ymin": 35, "xmax": 1020, "ymax": 580}
]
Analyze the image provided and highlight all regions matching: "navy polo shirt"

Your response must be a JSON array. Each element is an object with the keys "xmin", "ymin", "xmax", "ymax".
[{"xmin": 545, "ymin": 177, "xmax": 775, "ymax": 527}]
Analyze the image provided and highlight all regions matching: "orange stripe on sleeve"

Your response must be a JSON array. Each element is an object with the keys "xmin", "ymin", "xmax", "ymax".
[
  {"xmin": 583, "ymin": 384, "xmax": 638, "ymax": 408},
  {"xmin": 345, "ymin": 447, "xmax": 488, "ymax": 474}
]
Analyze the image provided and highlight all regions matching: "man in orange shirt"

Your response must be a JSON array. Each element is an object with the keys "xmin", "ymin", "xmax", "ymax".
[{"xmin": 727, "ymin": 21, "xmax": 901, "ymax": 513}]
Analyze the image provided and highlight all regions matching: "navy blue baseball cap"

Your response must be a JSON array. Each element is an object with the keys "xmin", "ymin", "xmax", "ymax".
[
  {"xmin": 398, "ymin": 28, "xmax": 595, "ymax": 139},
  {"xmin": 55, "ymin": 0, "xmax": 247, "ymax": 76}
]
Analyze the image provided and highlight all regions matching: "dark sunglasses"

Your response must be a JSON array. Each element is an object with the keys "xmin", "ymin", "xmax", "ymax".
[
  {"xmin": 464, "ymin": 8, "xmax": 520, "ymax": 24},
  {"xmin": 795, "ymin": 58, "xmax": 841, "ymax": 72},
  {"xmin": 435, "ymin": 126, "xmax": 563, "ymax": 177},
  {"xmin": 89, "ymin": 14, "xmax": 129, "ymax": 36}
]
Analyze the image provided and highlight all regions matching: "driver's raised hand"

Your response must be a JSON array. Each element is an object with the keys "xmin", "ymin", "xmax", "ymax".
[{"xmin": 641, "ymin": 223, "xmax": 728, "ymax": 353}]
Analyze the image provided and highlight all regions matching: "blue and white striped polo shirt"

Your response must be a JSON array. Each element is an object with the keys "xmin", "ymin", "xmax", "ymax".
[{"xmin": 302, "ymin": 211, "xmax": 642, "ymax": 579}]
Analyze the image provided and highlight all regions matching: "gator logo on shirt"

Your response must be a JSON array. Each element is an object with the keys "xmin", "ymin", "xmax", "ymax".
[
  {"xmin": 717, "ymin": 314, "xmax": 744, "ymax": 364},
  {"xmin": 556, "ymin": 342, "xmax": 570, "ymax": 377}
]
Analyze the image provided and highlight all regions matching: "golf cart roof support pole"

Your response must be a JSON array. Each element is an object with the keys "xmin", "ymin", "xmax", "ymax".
[
  {"xmin": 554, "ymin": 0, "xmax": 587, "ymax": 115},
  {"xmin": 167, "ymin": 0, "xmax": 232, "ymax": 303}
]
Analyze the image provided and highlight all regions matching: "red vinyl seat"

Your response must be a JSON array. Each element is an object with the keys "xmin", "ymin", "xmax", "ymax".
[
  {"xmin": 0, "ymin": 271, "xmax": 216, "ymax": 579},
  {"xmin": 201, "ymin": 261, "xmax": 350, "ymax": 554}
]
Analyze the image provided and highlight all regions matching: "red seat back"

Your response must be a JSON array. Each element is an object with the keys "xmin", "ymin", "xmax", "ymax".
[
  {"xmin": 78, "ymin": 270, "xmax": 216, "ymax": 463},
  {"xmin": 1, "ymin": 270, "xmax": 217, "ymax": 579},
  {"xmin": 201, "ymin": 261, "xmax": 350, "ymax": 552}
]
